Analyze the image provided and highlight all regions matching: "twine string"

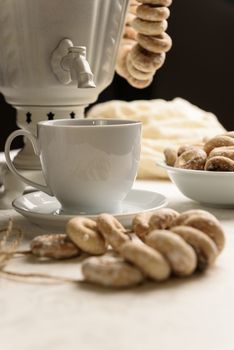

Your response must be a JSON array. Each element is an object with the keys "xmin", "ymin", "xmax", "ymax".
[
  {"xmin": 0, "ymin": 219, "xmax": 82, "ymax": 284},
  {"xmin": 0, "ymin": 219, "xmax": 23, "ymax": 269},
  {"xmin": 0, "ymin": 270, "xmax": 81, "ymax": 284}
]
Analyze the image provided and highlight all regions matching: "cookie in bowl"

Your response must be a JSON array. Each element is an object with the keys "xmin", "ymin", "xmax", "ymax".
[{"xmin": 159, "ymin": 132, "xmax": 234, "ymax": 207}]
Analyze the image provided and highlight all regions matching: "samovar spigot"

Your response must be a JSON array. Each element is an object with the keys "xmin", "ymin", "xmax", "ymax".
[{"xmin": 51, "ymin": 39, "xmax": 96, "ymax": 88}]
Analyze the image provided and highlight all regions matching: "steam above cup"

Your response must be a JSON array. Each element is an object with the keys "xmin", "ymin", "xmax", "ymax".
[{"xmin": 5, "ymin": 119, "xmax": 142, "ymax": 214}]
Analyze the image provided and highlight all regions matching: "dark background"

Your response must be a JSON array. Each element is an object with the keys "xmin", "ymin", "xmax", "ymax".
[{"xmin": 0, "ymin": 0, "xmax": 233, "ymax": 151}]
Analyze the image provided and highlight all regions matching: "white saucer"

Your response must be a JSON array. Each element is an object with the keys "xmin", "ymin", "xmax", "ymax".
[{"xmin": 12, "ymin": 189, "xmax": 167, "ymax": 231}]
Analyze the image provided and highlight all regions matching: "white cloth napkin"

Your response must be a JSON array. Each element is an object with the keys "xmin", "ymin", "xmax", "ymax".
[{"xmin": 87, "ymin": 98, "xmax": 226, "ymax": 178}]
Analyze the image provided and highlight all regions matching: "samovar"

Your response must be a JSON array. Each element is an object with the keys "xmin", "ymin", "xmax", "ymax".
[{"xmin": 0, "ymin": 0, "xmax": 129, "ymax": 207}]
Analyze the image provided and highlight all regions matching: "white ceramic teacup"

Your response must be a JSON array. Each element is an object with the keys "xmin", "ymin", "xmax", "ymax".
[{"xmin": 5, "ymin": 119, "xmax": 142, "ymax": 214}]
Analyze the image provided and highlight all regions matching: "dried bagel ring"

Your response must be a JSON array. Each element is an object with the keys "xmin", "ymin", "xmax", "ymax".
[
  {"xmin": 149, "ymin": 208, "xmax": 180, "ymax": 231},
  {"xmin": 123, "ymin": 25, "xmax": 138, "ymax": 41},
  {"xmin": 66, "ymin": 217, "xmax": 107, "ymax": 255},
  {"xmin": 171, "ymin": 209, "xmax": 223, "ymax": 228},
  {"xmin": 137, "ymin": 32, "xmax": 172, "ymax": 53},
  {"xmin": 30, "ymin": 234, "xmax": 81, "ymax": 260},
  {"xmin": 174, "ymin": 148, "xmax": 207, "ymax": 170},
  {"xmin": 205, "ymin": 156, "xmax": 234, "ymax": 172},
  {"xmin": 116, "ymin": 43, "xmax": 133, "ymax": 78},
  {"xmin": 171, "ymin": 209, "xmax": 215, "ymax": 226},
  {"xmin": 175, "ymin": 209, "xmax": 215, "ymax": 220},
  {"xmin": 126, "ymin": 54, "xmax": 154, "ymax": 80},
  {"xmin": 130, "ymin": 44, "xmax": 165, "ymax": 72},
  {"xmin": 170, "ymin": 226, "xmax": 218, "ymax": 271},
  {"xmin": 132, "ymin": 209, "xmax": 179, "ymax": 240},
  {"xmin": 138, "ymin": 0, "xmax": 172, "ymax": 6},
  {"xmin": 82, "ymin": 255, "xmax": 144, "ymax": 288},
  {"xmin": 119, "ymin": 240, "xmax": 171, "ymax": 281},
  {"xmin": 145, "ymin": 230, "xmax": 197, "ymax": 276},
  {"xmin": 204, "ymin": 135, "xmax": 234, "ymax": 155},
  {"xmin": 129, "ymin": 3, "xmax": 138, "ymax": 15},
  {"xmin": 132, "ymin": 212, "xmax": 153, "ymax": 240},
  {"xmin": 132, "ymin": 18, "xmax": 168, "ymax": 36},
  {"xmin": 182, "ymin": 214, "xmax": 225, "ymax": 253},
  {"xmin": 97, "ymin": 213, "xmax": 129, "ymax": 250},
  {"xmin": 125, "ymin": 12, "xmax": 136, "ymax": 25},
  {"xmin": 137, "ymin": 5, "xmax": 170, "ymax": 22},
  {"xmin": 127, "ymin": 68, "xmax": 154, "ymax": 88},
  {"xmin": 116, "ymin": 45, "xmax": 153, "ymax": 88}
]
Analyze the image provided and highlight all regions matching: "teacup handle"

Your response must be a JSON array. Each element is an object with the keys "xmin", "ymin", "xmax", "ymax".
[{"xmin": 4, "ymin": 130, "xmax": 53, "ymax": 196}]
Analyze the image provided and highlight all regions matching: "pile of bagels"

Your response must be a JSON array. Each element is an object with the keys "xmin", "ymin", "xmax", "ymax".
[
  {"xmin": 116, "ymin": 0, "xmax": 172, "ymax": 88},
  {"xmin": 30, "ymin": 208, "xmax": 225, "ymax": 288}
]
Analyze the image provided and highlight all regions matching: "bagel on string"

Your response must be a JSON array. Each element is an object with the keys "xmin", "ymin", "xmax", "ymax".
[{"xmin": 116, "ymin": 0, "xmax": 173, "ymax": 88}]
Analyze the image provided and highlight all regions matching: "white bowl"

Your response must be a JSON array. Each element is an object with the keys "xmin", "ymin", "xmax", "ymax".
[{"xmin": 157, "ymin": 161, "xmax": 234, "ymax": 208}]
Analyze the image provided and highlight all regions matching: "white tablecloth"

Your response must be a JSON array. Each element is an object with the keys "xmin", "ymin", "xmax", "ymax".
[{"xmin": 0, "ymin": 167, "xmax": 234, "ymax": 350}]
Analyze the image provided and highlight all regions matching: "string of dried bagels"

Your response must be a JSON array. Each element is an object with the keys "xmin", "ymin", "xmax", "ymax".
[
  {"xmin": 116, "ymin": 0, "xmax": 172, "ymax": 88},
  {"xmin": 1, "ymin": 208, "xmax": 224, "ymax": 288}
]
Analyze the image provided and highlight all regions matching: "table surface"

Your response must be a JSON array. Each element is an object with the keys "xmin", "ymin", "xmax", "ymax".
[{"xmin": 0, "ymin": 171, "xmax": 234, "ymax": 350}]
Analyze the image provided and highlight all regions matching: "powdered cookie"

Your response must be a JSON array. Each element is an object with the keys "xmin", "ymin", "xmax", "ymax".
[
  {"xmin": 170, "ymin": 226, "xmax": 218, "ymax": 271},
  {"xmin": 208, "ymin": 146, "xmax": 234, "ymax": 160},
  {"xmin": 66, "ymin": 217, "xmax": 107, "ymax": 255},
  {"xmin": 137, "ymin": 32, "xmax": 172, "ymax": 53},
  {"xmin": 132, "ymin": 18, "xmax": 168, "ymax": 36},
  {"xmin": 204, "ymin": 135, "xmax": 234, "ymax": 155},
  {"xmin": 177, "ymin": 144, "xmax": 204, "ymax": 157},
  {"xmin": 146, "ymin": 230, "xmax": 197, "ymax": 276},
  {"xmin": 177, "ymin": 144, "xmax": 193, "ymax": 156},
  {"xmin": 164, "ymin": 147, "xmax": 177, "ymax": 166},
  {"xmin": 30, "ymin": 234, "xmax": 81, "ymax": 260},
  {"xmin": 137, "ymin": 5, "xmax": 170, "ymax": 22},
  {"xmin": 205, "ymin": 156, "xmax": 234, "ymax": 172},
  {"xmin": 174, "ymin": 148, "xmax": 207, "ymax": 170},
  {"xmin": 82, "ymin": 255, "xmax": 144, "ymax": 288},
  {"xmin": 119, "ymin": 240, "xmax": 171, "ymax": 281}
]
